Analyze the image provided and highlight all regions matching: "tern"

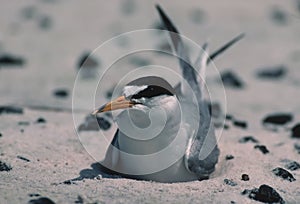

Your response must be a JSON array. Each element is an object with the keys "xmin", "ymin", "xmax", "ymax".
[{"xmin": 93, "ymin": 5, "xmax": 244, "ymax": 183}]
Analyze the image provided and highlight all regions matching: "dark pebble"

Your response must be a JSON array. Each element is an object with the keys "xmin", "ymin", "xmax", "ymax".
[
  {"xmin": 291, "ymin": 123, "xmax": 300, "ymax": 138},
  {"xmin": 36, "ymin": 117, "xmax": 46, "ymax": 123},
  {"xmin": 0, "ymin": 161, "xmax": 12, "ymax": 171},
  {"xmin": 254, "ymin": 145, "xmax": 269, "ymax": 154},
  {"xmin": 233, "ymin": 120, "xmax": 247, "ymax": 129},
  {"xmin": 271, "ymin": 7, "xmax": 288, "ymax": 25},
  {"xmin": 239, "ymin": 136, "xmax": 259, "ymax": 143},
  {"xmin": 53, "ymin": 89, "xmax": 69, "ymax": 98},
  {"xmin": 225, "ymin": 155, "xmax": 234, "ymax": 160},
  {"xmin": 77, "ymin": 52, "xmax": 99, "ymax": 69},
  {"xmin": 272, "ymin": 167, "xmax": 296, "ymax": 182},
  {"xmin": 256, "ymin": 65, "xmax": 287, "ymax": 79},
  {"xmin": 208, "ymin": 102, "xmax": 222, "ymax": 118},
  {"xmin": 189, "ymin": 8, "xmax": 206, "ymax": 24},
  {"xmin": 220, "ymin": 71, "xmax": 244, "ymax": 89},
  {"xmin": 38, "ymin": 16, "xmax": 52, "ymax": 29},
  {"xmin": 225, "ymin": 114, "xmax": 233, "ymax": 120},
  {"xmin": 75, "ymin": 195, "xmax": 84, "ymax": 204},
  {"xmin": 243, "ymin": 184, "xmax": 285, "ymax": 204},
  {"xmin": 0, "ymin": 54, "xmax": 25, "ymax": 67},
  {"xmin": 0, "ymin": 106, "xmax": 23, "ymax": 115},
  {"xmin": 21, "ymin": 6, "xmax": 37, "ymax": 19},
  {"xmin": 17, "ymin": 155, "xmax": 30, "ymax": 162},
  {"xmin": 294, "ymin": 143, "xmax": 300, "ymax": 154},
  {"xmin": 241, "ymin": 174, "xmax": 249, "ymax": 181},
  {"xmin": 28, "ymin": 197, "xmax": 56, "ymax": 204},
  {"xmin": 0, "ymin": 133, "xmax": 2, "ymax": 137},
  {"xmin": 62, "ymin": 180, "xmax": 77, "ymax": 185},
  {"xmin": 18, "ymin": 121, "xmax": 30, "ymax": 126},
  {"xmin": 224, "ymin": 179, "xmax": 237, "ymax": 186},
  {"xmin": 223, "ymin": 124, "xmax": 229, "ymax": 130},
  {"xmin": 78, "ymin": 115, "xmax": 111, "ymax": 132},
  {"xmin": 28, "ymin": 193, "xmax": 40, "ymax": 197},
  {"xmin": 285, "ymin": 161, "xmax": 300, "ymax": 171},
  {"xmin": 121, "ymin": 0, "xmax": 136, "ymax": 15},
  {"xmin": 262, "ymin": 113, "xmax": 293, "ymax": 125}
]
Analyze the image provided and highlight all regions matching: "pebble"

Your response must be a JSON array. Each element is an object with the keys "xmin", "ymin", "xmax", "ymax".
[
  {"xmin": 224, "ymin": 179, "xmax": 237, "ymax": 186},
  {"xmin": 77, "ymin": 52, "xmax": 99, "ymax": 69},
  {"xmin": 225, "ymin": 155, "xmax": 234, "ymax": 160},
  {"xmin": 241, "ymin": 174, "xmax": 249, "ymax": 181},
  {"xmin": 17, "ymin": 155, "xmax": 30, "ymax": 162},
  {"xmin": 285, "ymin": 161, "xmax": 300, "ymax": 171},
  {"xmin": 291, "ymin": 123, "xmax": 300, "ymax": 138},
  {"xmin": 36, "ymin": 117, "xmax": 46, "ymax": 123},
  {"xmin": 256, "ymin": 65, "xmax": 287, "ymax": 79},
  {"xmin": 78, "ymin": 115, "xmax": 111, "ymax": 132},
  {"xmin": 0, "ymin": 54, "xmax": 25, "ymax": 67},
  {"xmin": 239, "ymin": 136, "xmax": 259, "ymax": 143},
  {"xmin": 242, "ymin": 184, "xmax": 285, "ymax": 204},
  {"xmin": 272, "ymin": 167, "xmax": 296, "ymax": 182},
  {"xmin": 0, "ymin": 106, "xmax": 23, "ymax": 115},
  {"xmin": 271, "ymin": 7, "xmax": 288, "ymax": 25},
  {"xmin": 294, "ymin": 143, "xmax": 300, "ymax": 154},
  {"xmin": 0, "ymin": 161, "xmax": 12, "ymax": 171},
  {"xmin": 233, "ymin": 120, "xmax": 247, "ymax": 129},
  {"xmin": 254, "ymin": 145, "xmax": 269, "ymax": 154},
  {"xmin": 53, "ymin": 89, "xmax": 69, "ymax": 98},
  {"xmin": 262, "ymin": 113, "xmax": 293, "ymax": 125},
  {"xmin": 220, "ymin": 71, "xmax": 244, "ymax": 89}
]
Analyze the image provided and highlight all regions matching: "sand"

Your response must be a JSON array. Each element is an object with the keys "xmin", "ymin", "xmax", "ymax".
[{"xmin": 1, "ymin": 0, "xmax": 300, "ymax": 203}]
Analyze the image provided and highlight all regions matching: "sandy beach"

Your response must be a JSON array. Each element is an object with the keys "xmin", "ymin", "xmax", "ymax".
[{"xmin": 1, "ymin": 0, "xmax": 300, "ymax": 203}]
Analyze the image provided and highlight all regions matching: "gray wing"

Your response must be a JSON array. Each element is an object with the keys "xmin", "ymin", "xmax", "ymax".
[{"xmin": 156, "ymin": 5, "xmax": 220, "ymax": 179}]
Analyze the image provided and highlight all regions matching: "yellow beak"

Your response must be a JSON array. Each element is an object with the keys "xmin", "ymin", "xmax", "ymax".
[{"xmin": 92, "ymin": 96, "xmax": 137, "ymax": 115}]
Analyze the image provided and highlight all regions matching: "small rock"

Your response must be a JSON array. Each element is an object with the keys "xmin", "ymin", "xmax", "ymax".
[
  {"xmin": 121, "ymin": 0, "xmax": 136, "ymax": 15},
  {"xmin": 18, "ymin": 121, "xmax": 30, "ymax": 126},
  {"xmin": 294, "ymin": 143, "xmax": 300, "ymax": 154},
  {"xmin": 0, "ymin": 161, "xmax": 12, "ymax": 171},
  {"xmin": 28, "ymin": 197, "xmax": 56, "ymax": 204},
  {"xmin": 0, "ymin": 106, "xmax": 23, "ymax": 115},
  {"xmin": 38, "ymin": 15, "xmax": 52, "ymax": 29},
  {"xmin": 225, "ymin": 114, "xmax": 233, "ymax": 120},
  {"xmin": 262, "ymin": 113, "xmax": 293, "ymax": 126},
  {"xmin": 0, "ymin": 54, "xmax": 25, "ymax": 67},
  {"xmin": 254, "ymin": 145, "xmax": 269, "ymax": 154},
  {"xmin": 75, "ymin": 195, "xmax": 84, "ymax": 204},
  {"xmin": 224, "ymin": 179, "xmax": 237, "ymax": 186},
  {"xmin": 225, "ymin": 155, "xmax": 234, "ymax": 160},
  {"xmin": 272, "ymin": 167, "xmax": 296, "ymax": 182},
  {"xmin": 220, "ymin": 71, "xmax": 244, "ymax": 89},
  {"xmin": 17, "ymin": 155, "xmax": 30, "ymax": 162},
  {"xmin": 53, "ymin": 89, "xmax": 69, "ymax": 98},
  {"xmin": 291, "ymin": 123, "xmax": 300, "ymax": 138},
  {"xmin": 285, "ymin": 161, "xmax": 300, "ymax": 171},
  {"xmin": 233, "ymin": 120, "xmax": 247, "ymax": 129},
  {"xmin": 241, "ymin": 174, "xmax": 249, "ymax": 181},
  {"xmin": 239, "ymin": 136, "xmax": 259, "ymax": 143},
  {"xmin": 20, "ymin": 6, "xmax": 37, "ymax": 19},
  {"xmin": 36, "ymin": 117, "xmax": 46, "ymax": 123},
  {"xmin": 189, "ymin": 8, "xmax": 206, "ymax": 24},
  {"xmin": 256, "ymin": 65, "xmax": 287, "ymax": 79},
  {"xmin": 77, "ymin": 52, "xmax": 99, "ymax": 69},
  {"xmin": 271, "ymin": 7, "xmax": 288, "ymax": 25},
  {"xmin": 243, "ymin": 184, "xmax": 285, "ymax": 204},
  {"xmin": 0, "ymin": 133, "xmax": 2, "ymax": 138},
  {"xmin": 208, "ymin": 102, "xmax": 222, "ymax": 118},
  {"xmin": 78, "ymin": 115, "xmax": 111, "ymax": 132},
  {"xmin": 28, "ymin": 193, "xmax": 40, "ymax": 197}
]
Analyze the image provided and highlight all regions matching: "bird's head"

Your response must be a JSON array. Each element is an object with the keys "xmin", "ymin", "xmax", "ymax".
[{"xmin": 92, "ymin": 76, "xmax": 177, "ymax": 115}]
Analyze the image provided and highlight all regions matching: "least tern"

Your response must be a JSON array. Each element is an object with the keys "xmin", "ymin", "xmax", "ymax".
[{"xmin": 93, "ymin": 5, "xmax": 244, "ymax": 182}]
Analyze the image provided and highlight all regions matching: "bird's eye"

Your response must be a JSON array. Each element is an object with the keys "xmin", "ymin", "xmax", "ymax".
[{"xmin": 130, "ymin": 85, "xmax": 173, "ymax": 100}]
